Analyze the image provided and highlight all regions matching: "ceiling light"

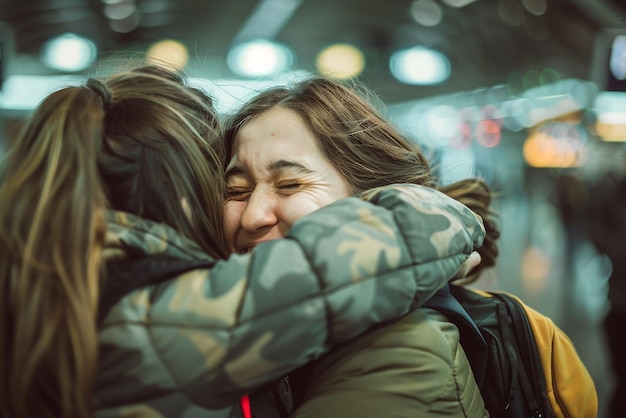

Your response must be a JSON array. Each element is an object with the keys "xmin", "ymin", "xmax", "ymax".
[
  {"xmin": 441, "ymin": 0, "xmax": 478, "ymax": 7},
  {"xmin": 104, "ymin": 1, "xmax": 137, "ymax": 20},
  {"xmin": 40, "ymin": 33, "xmax": 97, "ymax": 72},
  {"xmin": 411, "ymin": 0, "xmax": 443, "ymax": 27},
  {"xmin": 227, "ymin": 40, "xmax": 293, "ymax": 77},
  {"xmin": 109, "ymin": 12, "xmax": 140, "ymax": 33},
  {"xmin": 316, "ymin": 44, "xmax": 365, "ymax": 79},
  {"xmin": 498, "ymin": 0, "xmax": 526, "ymax": 27},
  {"xmin": 521, "ymin": 0, "xmax": 547, "ymax": 16},
  {"xmin": 389, "ymin": 47, "xmax": 450, "ymax": 85},
  {"xmin": 146, "ymin": 39, "xmax": 189, "ymax": 70}
]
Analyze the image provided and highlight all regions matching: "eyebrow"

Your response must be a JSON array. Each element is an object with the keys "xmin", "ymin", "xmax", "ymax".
[
  {"xmin": 268, "ymin": 159, "xmax": 315, "ymax": 175},
  {"xmin": 225, "ymin": 159, "xmax": 315, "ymax": 179}
]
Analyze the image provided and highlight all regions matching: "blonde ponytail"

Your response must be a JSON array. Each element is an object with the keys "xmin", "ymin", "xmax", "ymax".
[{"xmin": 0, "ymin": 86, "xmax": 107, "ymax": 417}]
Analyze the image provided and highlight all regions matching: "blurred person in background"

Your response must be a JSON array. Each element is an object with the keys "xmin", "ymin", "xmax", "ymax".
[
  {"xmin": 222, "ymin": 75, "xmax": 598, "ymax": 418},
  {"xmin": 586, "ymin": 171, "xmax": 626, "ymax": 418},
  {"xmin": 0, "ymin": 65, "xmax": 486, "ymax": 418}
]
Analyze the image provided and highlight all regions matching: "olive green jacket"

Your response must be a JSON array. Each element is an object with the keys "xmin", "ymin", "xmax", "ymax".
[
  {"xmin": 94, "ymin": 184, "xmax": 485, "ymax": 417},
  {"xmin": 291, "ymin": 308, "xmax": 489, "ymax": 418}
]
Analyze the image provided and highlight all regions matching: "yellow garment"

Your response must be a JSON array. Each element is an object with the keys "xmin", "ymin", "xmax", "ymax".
[{"xmin": 474, "ymin": 290, "xmax": 598, "ymax": 418}]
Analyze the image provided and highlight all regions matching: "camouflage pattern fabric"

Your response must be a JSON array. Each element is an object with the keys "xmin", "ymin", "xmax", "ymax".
[{"xmin": 95, "ymin": 184, "xmax": 485, "ymax": 417}]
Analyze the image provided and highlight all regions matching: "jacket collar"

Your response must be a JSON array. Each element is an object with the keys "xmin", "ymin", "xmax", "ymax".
[{"xmin": 104, "ymin": 210, "xmax": 208, "ymax": 264}]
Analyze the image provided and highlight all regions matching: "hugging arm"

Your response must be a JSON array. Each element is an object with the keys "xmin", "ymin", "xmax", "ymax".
[{"xmin": 97, "ymin": 184, "xmax": 485, "ymax": 410}]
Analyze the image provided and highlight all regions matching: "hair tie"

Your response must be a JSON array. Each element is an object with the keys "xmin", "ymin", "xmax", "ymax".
[{"xmin": 86, "ymin": 78, "xmax": 112, "ymax": 110}]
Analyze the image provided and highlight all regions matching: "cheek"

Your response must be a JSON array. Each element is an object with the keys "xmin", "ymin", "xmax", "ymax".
[
  {"xmin": 223, "ymin": 201, "xmax": 244, "ymax": 251},
  {"xmin": 284, "ymin": 195, "xmax": 326, "ymax": 224}
]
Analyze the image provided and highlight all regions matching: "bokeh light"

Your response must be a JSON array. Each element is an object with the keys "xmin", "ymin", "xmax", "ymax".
[
  {"xmin": 40, "ymin": 33, "xmax": 97, "ymax": 72},
  {"xmin": 411, "ymin": 0, "xmax": 443, "ymax": 27},
  {"xmin": 316, "ymin": 44, "xmax": 365, "ymax": 79},
  {"xmin": 390, "ymin": 47, "xmax": 450, "ymax": 85},
  {"xmin": 146, "ymin": 39, "xmax": 189, "ymax": 70},
  {"xmin": 227, "ymin": 39, "xmax": 294, "ymax": 77}
]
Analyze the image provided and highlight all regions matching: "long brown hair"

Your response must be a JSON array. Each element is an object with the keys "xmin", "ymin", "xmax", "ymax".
[
  {"xmin": 100, "ymin": 66, "xmax": 227, "ymax": 255},
  {"xmin": 0, "ymin": 65, "xmax": 227, "ymax": 418},
  {"xmin": 224, "ymin": 76, "xmax": 498, "ymax": 283}
]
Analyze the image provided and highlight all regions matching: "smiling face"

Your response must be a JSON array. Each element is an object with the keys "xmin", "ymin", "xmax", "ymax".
[{"xmin": 224, "ymin": 106, "xmax": 351, "ymax": 254}]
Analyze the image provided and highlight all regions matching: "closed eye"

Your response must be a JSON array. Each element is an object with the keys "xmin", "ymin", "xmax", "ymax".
[
  {"xmin": 226, "ymin": 186, "xmax": 252, "ymax": 201},
  {"xmin": 276, "ymin": 182, "xmax": 303, "ymax": 195}
]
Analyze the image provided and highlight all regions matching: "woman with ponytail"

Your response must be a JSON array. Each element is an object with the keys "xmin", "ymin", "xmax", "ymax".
[
  {"xmin": 0, "ymin": 66, "xmax": 486, "ymax": 417},
  {"xmin": 221, "ymin": 76, "xmax": 595, "ymax": 417},
  {"xmin": 0, "ymin": 79, "xmax": 107, "ymax": 418}
]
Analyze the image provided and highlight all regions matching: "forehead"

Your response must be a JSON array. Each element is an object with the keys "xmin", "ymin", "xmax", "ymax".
[
  {"xmin": 230, "ymin": 107, "xmax": 324, "ymax": 165},
  {"xmin": 237, "ymin": 106, "xmax": 313, "ymax": 141}
]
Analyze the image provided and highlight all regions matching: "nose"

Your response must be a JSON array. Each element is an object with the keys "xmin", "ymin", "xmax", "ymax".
[{"xmin": 239, "ymin": 188, "xmax": 278, "ymax": 233}]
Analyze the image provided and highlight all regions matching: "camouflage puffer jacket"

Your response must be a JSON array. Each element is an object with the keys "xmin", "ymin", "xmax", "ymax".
[{"xmin": 94, "ymin": 184, "xmax": 485, "ymax": 418}]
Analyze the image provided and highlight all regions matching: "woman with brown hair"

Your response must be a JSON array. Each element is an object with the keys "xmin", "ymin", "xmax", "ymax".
[
  {"xmin": 222, "ymin": 76, "xmax": 493, "ymax": 418},
  {"xmin": 222, "ymin": 76, "xmax": 596, "ymax": 417},
  {"xmin": 0, "ymin": 65, "xmax": 486, "ymax": 418}
]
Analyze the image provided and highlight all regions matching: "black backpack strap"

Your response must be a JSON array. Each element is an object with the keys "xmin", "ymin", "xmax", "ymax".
[
  {"xmin": 98, "ymin": 256, "xmax": 216, "ymax": 324},
  {"xmin": 424, "ymin": 285, "xmax": 489, "ymax": 384},
  {"xmin": 494, "ymin": 299, "xmax": 519, "ymax": 410},
  {"xmin": 490, "ymin": 292, "xmax": 554, "ymax": 418}
]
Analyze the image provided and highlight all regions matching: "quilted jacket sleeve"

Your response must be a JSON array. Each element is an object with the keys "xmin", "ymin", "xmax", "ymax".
[{"xmin": 97, "ymin": 184, "xmax": 485, "ymax": 410}]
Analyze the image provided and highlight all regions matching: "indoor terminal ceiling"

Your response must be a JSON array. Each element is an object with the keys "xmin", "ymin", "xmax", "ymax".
[{"xmin": 1, "ymin": 0, "xmax": 625, "ymax": 104}]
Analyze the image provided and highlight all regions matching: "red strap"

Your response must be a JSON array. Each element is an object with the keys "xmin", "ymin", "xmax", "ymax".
[{"xmin": 240, "ymin": 394, "xmax": 251, "ymax": 418}]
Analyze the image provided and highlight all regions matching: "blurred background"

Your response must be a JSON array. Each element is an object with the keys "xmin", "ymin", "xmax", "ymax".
[{"xmin": 1, "ymin": 0, "xmax": 624, "ymax": 416}]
